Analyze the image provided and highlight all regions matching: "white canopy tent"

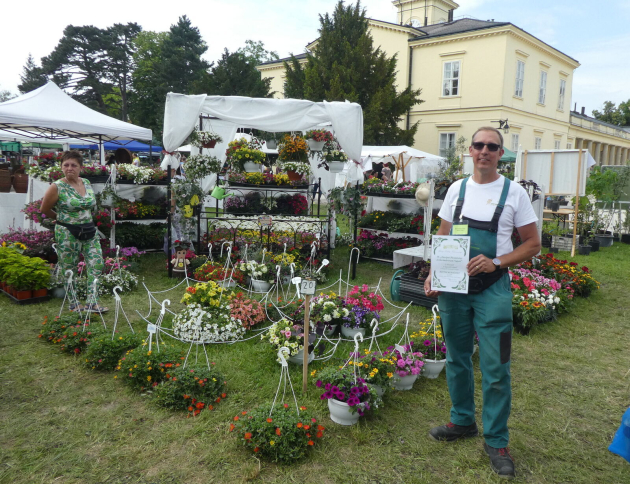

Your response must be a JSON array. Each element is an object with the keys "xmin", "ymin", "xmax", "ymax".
[
  {"xmin": 0, "ymin": 82, "xmax": 152, "ymax": 149},
  {"xmin": 161, "ymin": 93, "xmax": 363, "ymax": 171},
  {"xmin": 361, "ymin": 145, "xmax": 443, "ymax": 182}
]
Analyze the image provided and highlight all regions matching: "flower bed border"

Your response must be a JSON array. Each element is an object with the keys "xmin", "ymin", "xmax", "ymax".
[{"xmin": 0, "ymin": 288, "xmax": 51, "ymax": 305}]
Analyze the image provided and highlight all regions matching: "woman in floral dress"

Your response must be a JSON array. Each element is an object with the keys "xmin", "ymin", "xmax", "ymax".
[{"xmin": 40, "ymin": 150, "xmax": 107, "ymax": 312}]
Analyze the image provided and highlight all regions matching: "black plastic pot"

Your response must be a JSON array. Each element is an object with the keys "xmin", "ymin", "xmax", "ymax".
[
  {"xmin": 549, "ymin": 202, "xmax": 560, "ymax": 212},
  {"xmin": 548, "ymin": 247, "xmax": 559, "ymax": 253},
  {"xmin": 589, "ymin": 239, "xmax": 600, "ymax": 251},
  {"xmin": 621, "ymin": 234, "xmax": 630, "ymax": 244},
  {"xmin": 578, "ymin": 245, "xmax": 591, "ymax": 255}
]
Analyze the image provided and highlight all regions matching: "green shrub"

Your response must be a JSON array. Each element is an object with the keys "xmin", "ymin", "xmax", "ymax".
[
  {"xmin": 114, "ymin": 222, "xmax": 166, "ymax": 250},
  {"xmin": 116, "ymin": 343, "xmax": 186, "ymax": 390},
  {"xmin": 83, "ymin": 332, "xmax": 143, "ymax": 371},
  {"xmin": 153, "ymin": 364, "xmax": 227, "ymax": 414}
]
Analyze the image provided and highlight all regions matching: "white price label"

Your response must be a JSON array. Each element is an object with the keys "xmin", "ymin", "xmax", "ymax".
[
  {"xmin": 300, "ymin": 279, "xmax": 317, "ymax": 296},
  {"xmin": 147, "ymin": 323, "xmax": 157, "ymax": 334}
]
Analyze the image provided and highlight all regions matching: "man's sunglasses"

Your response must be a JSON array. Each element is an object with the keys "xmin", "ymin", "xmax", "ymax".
[{"xmin": 471, "ymin": 142, "xmax": 501, "ymax": 152}]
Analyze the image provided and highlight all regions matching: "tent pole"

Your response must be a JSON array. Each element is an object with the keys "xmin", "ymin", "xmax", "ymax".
[{"xmin": 167, "ymin": 165, "xmax": 173, "ymax": 278}]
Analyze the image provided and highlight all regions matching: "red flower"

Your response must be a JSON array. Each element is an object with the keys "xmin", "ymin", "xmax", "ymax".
[
  {"xmin": 275, "ymin": 428, "xmax": 281, "ymax": 436},
  {"xmin": 266, "ymin": 418, "xmax": 273, "ymax": 423}
]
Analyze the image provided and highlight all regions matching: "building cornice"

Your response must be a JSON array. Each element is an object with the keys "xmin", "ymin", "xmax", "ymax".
[
  {"xmin": 369, "ymin": 19, "xmax": 422, "ymax": 36},
  {"xmin": 409, "ymin": 25, "xmax": 580, "ymax": 69}
]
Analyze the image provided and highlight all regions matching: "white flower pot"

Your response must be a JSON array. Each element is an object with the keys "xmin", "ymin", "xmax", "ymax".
[
  {"xmin": 392, "ymin": 373, "xmax": 419, "ymax": 390},
  {"xmin": 307, "ymin": 139, "xmax": 325, "ymax": 151},
  {"xmin": 422, "ymin": 358, "xmax": 446, "ymax": 379},
  {"xmin": 251, "ymin": 279, "xmax": 272, "ymax": 292},
  {"xmin": 101, "ymin": 195, "xmax": 114, "ymax": 207},
  {"xmin": 328, "ymin": 398, "xmax": 360, "ymax": 426},
  {"xmin": 266, "ymin": 140, "xmax": 278, "ymax": 150},
  {"xmin": 328, "ymin": 161, "xmax": 345, "ymax": 173},
  {"xmin": 287, "ymin": 348, "xmax": 314, "ymax": 365},
  {"xmin": 218, "ymin": 280, "xmax": 236, "ymax": 288},
  {"xmin": 324, "ymin": 324, "xmax": 338, "ymax": 337},
  {"xmin": 341, "ymin": 326, "xmax": 365, "ymax": 339},
  {"xmin": 51, "ymin": 287, "xmax": 66, "ymax": 299},
  {"xmin": 371, "ymin": 384, "xmax": 385, "ymax": 398},
  {"xmin": 243, "ymin": 162, "xmax": 262, "ymax": 172}
]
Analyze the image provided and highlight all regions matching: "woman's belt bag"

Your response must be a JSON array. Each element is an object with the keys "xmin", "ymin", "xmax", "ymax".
[
  {"xmin": 57, "ymin": 221, "xmax": 97, "ymax": 241},
  {"xmin": 468, "ymin": 268, "xmax": 507, "ymax": 294}
]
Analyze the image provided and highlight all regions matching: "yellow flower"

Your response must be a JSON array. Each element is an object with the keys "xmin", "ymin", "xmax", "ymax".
[
  {"xmin": 270, "ymin": 440, "xmax": 275, "ymax": 446},
  {"xmin": 387, "ymin": 372, "xmax": 393, "ymax": 378}
]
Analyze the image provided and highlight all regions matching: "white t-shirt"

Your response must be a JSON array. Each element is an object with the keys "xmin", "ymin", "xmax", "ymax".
[{"xmin": 437, "ymin": 176, "xmax": 538, "ymax": 257}]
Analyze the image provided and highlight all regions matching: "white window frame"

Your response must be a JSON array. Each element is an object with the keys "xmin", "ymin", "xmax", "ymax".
[
  {"xmin": 442, "ymin": 61, "xmax": 460, "ymax": 97},
  {"xmin": 514, "ymin": 60, "xmax": 525, "ymax": 97},
  {"xmin": 535, "ymin": 137, "xmax": 542, "ymax": 150},
  {"xmin": 439, "ymin": 132, "xmax": 456, "ymax": 158},
  {"xmin": 558, "ymin": 79, "xmax": 566, "ymax": 110},
  {"xmin": 566, "ymin": 143, "xmax": 572, "ymax": 149},
  {"xmin": 538, "ymin": 71, "xmax": 547, "ymax": 104},
  {"xmin": 554, "ymin": 140, "xmax": 561, "ymax": 150},
  {"xmin": 511, "ymin": 133, "xmax": 520, "ymax": 152}
]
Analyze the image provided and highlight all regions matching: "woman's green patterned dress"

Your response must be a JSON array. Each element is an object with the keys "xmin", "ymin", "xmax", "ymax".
[{"xmin": 54, "ymin": 178, "xmax": 104, "ymax": 302}]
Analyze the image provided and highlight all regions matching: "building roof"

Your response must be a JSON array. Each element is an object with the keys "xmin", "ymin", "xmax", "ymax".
[
  {"xmin": 258, "ymin": 53, "xmax": 307, "ymax": 67},
  {"xmin": 413, "ymin": 18, "xmax": 509, "ymax": 38},
  {"xmin": 571, "ymin": 111, "xmax": 630, "ymax": 131}
]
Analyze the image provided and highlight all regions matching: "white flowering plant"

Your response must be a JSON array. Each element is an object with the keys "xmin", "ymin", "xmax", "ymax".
[
  {"xmin": 239, "ymin": 260, "xmax": 274, "ymax": 282},
  {"xmin": 172, "ymin": 302, "xmax": 246, "ymax": 343},
  {"xmin": 261, "ymin": 318, "xmax": 309, "ymax": 361},
  {"xmin": 185, "ymin": 154, "xmax": 222, "ymax": 181},
  {"xmin": 309, "ymin": 293, "xmax": 349, "ymax": 331},
  {"xmin": 117, "ymin": 165, "xmax": 154, "ymax": 184},
  {"xmin": 191, "ymin": 130, "xmax": 223, "ymax": 147},
  {"xmin": 320, "ymin": 150, "xmax": 349, "ymax": 163},
  {"xmin": 279, "ymin": 161, "xmax": 312, "ymax": 176},
  {"xmin": 74, "ymin": 268, "xmax": 138, "ymax": 299}
]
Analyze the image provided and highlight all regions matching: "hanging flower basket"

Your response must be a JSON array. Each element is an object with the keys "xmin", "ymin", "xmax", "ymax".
[{"xmin": 202, "ymin": 140, "xmax": 217, "ymax": 149}]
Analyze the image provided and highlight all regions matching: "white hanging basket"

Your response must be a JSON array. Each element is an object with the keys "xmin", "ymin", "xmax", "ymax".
[
  {"xmin": 328, "ymin": 398, "xmax": 360, "ymax": 426},
  {"xmin": 243, "ymin": 162, "xmax": 262, "ymax": 172},
  {"xmin": 307, "ymin": 139, "xmax": 325, "ymax": 151},
  {"xmin": 328, "ymin": 161, "xmax": 345, "ymax": 173}
]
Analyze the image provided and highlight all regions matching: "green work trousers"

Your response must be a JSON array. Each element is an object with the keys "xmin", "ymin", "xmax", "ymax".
[{"xmin": 438, "ymin": 273, "xmax": 513, "ymax": 448}]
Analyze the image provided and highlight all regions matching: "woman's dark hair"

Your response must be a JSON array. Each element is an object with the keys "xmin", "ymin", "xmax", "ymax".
[
  {"xmin": 61, "ymin": 150, "xmax": 84, "ymax": 166},
  {"xmin": 106, "ymin": 154, "xmax": 117, "ymax": 166}
]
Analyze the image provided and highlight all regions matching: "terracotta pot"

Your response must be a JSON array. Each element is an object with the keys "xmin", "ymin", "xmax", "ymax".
[
  {"xmin": 287, "ymin": 170, "xmax": 301, "ymax": 181},
  {"xmin": 33, "ymin": 288, "xmax": 48, "ymax": 298},
  {"xmin": 7, "ymin": 286, "xmax": 16, "ymax": 296},
  {"xmin": 0, "ymin": 281, "xmax": 6, "ymax": 291},
  {"xmin": 16, "ymin": 289, "xmax": 33, "ymax": 300},
  {"xmin": 202, "ymin": 140, "xmax": 217, "ymax": 149}
]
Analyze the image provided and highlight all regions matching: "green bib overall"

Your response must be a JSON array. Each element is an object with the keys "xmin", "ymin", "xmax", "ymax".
[{"xmin": 438, "ymin": 176, "xmax": 514, "ymax": 448}]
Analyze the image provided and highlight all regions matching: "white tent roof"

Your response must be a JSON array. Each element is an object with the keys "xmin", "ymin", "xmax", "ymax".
[
  {"xmin": 0, "ymin": 129, "xmax": 96, "ymax": 145},
  {"xmin": 0, "ymin": 82, "xmax": 152, "ymax": 141},
  {"xmin": 161, "ymin": 93, "xmax": 363, "ymax": 169},
  {"xmin": 361, "ymin": 145, "xmax": 444, "ymax": 163}
]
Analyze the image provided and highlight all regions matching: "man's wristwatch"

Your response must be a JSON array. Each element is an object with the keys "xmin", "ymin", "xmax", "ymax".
[{"xmin": 492, "ymin": 258, "xmax": 501, "ymax": 271}]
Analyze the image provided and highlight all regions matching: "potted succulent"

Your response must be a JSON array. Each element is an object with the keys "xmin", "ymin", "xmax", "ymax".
[
  {"xmin": 304, "ymin": 129, "xmax": 333, "ymax": 151},
  {"xmin": 313, "ymin": 365, "xmax": 381, "ymax": 426}
]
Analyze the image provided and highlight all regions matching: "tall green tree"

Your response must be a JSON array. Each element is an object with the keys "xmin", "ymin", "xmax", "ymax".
[
  {"xmin": 0, "ymin": 86, "xmax": 16, "ymax": 102},
  {"xmin": 284, "ymin": 1, "xmax": 423, "ymax": 145},
  {"xmin": 206, "ymin": 41, "xmax": 277, "ymax": 97},
  {"xmin": 592, "ymin": 100, "xmax": 630, "ymax": 126},
  {"xmin": 103, "ymin": 23, "xmax": 142, "ymax": 121},
  {"xmin": 41, "ymin": 25, "xmax": 111, "ymax": 113},
  {"xmin": 18, "ymin": 54, "xmax": 48, "ymax": 94}
]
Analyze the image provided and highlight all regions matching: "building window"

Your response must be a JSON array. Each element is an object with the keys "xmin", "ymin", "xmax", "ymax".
[
  {"xmin": 511, "ymin": 133, "xmax": 520, "ymax": 152},
  {"xmin": 442, "ymin": 61, "xmax": 460, "ymax": 96},
  {"xmin": 566, "ymin": 143, "xmax": 572, "ymax": 149},
  {"xmin": 538, "ymin": 71, "xmax": 547, "ymax": 104},
  {"xmin": 514, "ymin": 60, "xmax": 525, "ymax": 97},
  {"xmin": 439, "ymin": 132, "xmax": 456, "ymax": 157},
  {"xmin": 535, "ymin": 137, "xmax": 542, "ymax": 150},
  {"xmin": 554, "ymin": 140, "xmax": 561, "ymax": 150},
  {"xmin": 558, "ymin": 79, "xmax": 566, "ymax": 110}
]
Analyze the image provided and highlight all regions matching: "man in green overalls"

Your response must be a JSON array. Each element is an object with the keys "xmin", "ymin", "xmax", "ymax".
[{"xmin": 425, "ymin": 127, "xmax": 541, "ymax": 479}]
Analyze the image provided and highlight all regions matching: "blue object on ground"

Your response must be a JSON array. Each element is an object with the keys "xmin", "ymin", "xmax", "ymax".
[{"xmin": 608, "ymin": 406, "xmax": 630, "ymax": 463}]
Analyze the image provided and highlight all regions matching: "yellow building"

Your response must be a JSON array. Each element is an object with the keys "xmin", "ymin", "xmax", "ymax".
[{"xmin": 257, "ymin": 0, "xmax": 630, "ymax": 165}]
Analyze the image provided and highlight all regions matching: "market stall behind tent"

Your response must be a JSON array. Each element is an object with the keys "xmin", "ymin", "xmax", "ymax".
[{"xmin": 69, "ymin": 140, "xmax": 162, "ymax": 152}]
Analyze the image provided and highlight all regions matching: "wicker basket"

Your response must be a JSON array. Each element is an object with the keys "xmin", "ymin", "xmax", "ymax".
[{"xmin": 12, "ymin": 173, "xmax": 28, "ymax": 193}]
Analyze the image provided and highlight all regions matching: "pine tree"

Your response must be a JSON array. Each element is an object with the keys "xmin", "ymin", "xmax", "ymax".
[
  {"xmin": 18, "ymin": 54, "xmax": 48, "ymax": 94},
  {"xmin": 207, "ymin": 49, "xmax": 273, "ymax": 98},
  {"xmin": 284, "ymin": 1, "xmax": 423, "ymax": 145}
]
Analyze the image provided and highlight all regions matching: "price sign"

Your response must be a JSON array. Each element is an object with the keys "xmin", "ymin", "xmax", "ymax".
[
  {"xmin": 300, "ymin": 279, "xmax": 317, "ymax": 296},
  {"xmin": 258, "ymin": 215, "xmax": 273, "ymax": 227},
  {"xmin": 147, "ymin": 323, "xmax": 157, "ymax": 334}
]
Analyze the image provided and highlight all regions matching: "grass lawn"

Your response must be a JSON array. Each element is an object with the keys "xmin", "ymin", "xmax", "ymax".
[{"xmin": 0, "ymin": 240, "xmax": 629, "ymax": 483}]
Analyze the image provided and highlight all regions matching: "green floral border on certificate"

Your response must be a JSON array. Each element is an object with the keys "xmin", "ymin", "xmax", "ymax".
[
  {"xmin": 432, "ymin": 270, "xmax": 446, "ymax": 289},
  {"xmin": 454, "ymin": 274, "xmax": 468, "ymax": 291}
]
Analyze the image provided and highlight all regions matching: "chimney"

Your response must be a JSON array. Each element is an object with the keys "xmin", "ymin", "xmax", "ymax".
[
  {"xmin": 574, "ymin": 102, "xmax": 577, "ymax": 112},
  {"xmin": 581, "ymin": 107, "xmax": 585, "ymax": 115},
  {"xmin": 448, "ymin": 9, "xmax": 453, "ymax": 22}
]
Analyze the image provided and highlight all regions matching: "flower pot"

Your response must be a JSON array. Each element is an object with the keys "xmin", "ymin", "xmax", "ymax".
[
  {"xmin": 548, "ymin": 247, "xmax": 559, "ymax": 253},
  {"xmin": 101, "ymin": 195, "xmax": 114, "ymax": 207},
  {"xmin": 51, "ymin": 287, "xmax": 66, "ymax": 299},
  {"xmin": 578, "ymin": 245, "xmax": 591, "ymax": 255},
  {"xmin": 371, "ymin": 384, "xmax": 385, "ymax": 398},
  {"xmin": 266, "ymin": 140, "xmax": 277, "ymax": 150},
  {"xmin": 327, "ymin": 161, "xmax": 345, "ymax": 173},
  {"xmin": 422, "ymin": 358, "xmax": 446, "ymax": 379},
  {"xmin": 594, "ymin": 234, "xmax": 614, "ymax": 248},
  {"xmin": 327, "ymin": 398, "xmax": 360, "ymax": 426},
  {"xmin": 12, "ymin": 173, "xmax": 28, "ymax": 193},
  {"xmin": 324, "ymin": 324, "xmax": 338, "ymax": 337},
  {"xmin": 251, "ymin": 279, "xmax": 272, "ymax": 292},
  {"xmin": 589, "ymin": 239, "xmax": 600, "ymax": 251},
  {"xmin": 218, "ymin": 279, "xmax": 236, "ymax": 288},
  {"xmin": 287, "ymin": 348, "xmax": 314, "ymax": 365},
  {"xmin": 16, "ymin": 289, "xmax": 33, "ymax": 300},
  {"xmin": 7, "ymin": 286, "xmax": 16, "ymax": 296},
  {"xmin": 392, "ymin": 373, "xmax": 419, "ymax": 390},
  {"xmin": 549, "ymin": 201, "xmax": 560, "ymax": 212},
  {"xmin": 341, "ymin": 326, "xmax": 365, "ymax": 339},
  {"xmin": 621, "ymin": 234, "xmax": 630, "ymax": 244},
  {"xmin": 286, "ymin": 170, "xmax": 302, "ymax": 181},
  {"xmin": 0, "ymin": 170, "xmax": 12, "ymax": 192},
  {"xmin": 307, "ymin": 139, "xmax": 325, "ymax": 151},
  {"xmin": 243, "ymin": 162, "xmax": 261, "ymax": 172},
  {"xmin": 33, "ymin": 288, "xmax": 48, "ymax": 298},
  {"xmin": 202, "ymin": 140, "xmax": 217, "ymax": 149}
]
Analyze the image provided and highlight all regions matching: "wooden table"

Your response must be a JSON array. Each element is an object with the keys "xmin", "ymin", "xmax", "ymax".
[{"xmin": 543, "ymin": 208, "xmax": 574, "ymax": 226}]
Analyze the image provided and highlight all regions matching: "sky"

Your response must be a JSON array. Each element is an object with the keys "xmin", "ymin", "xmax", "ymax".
[{"xmin": 1, "ymin": 0, "xmax": 629, "ymax": 115}]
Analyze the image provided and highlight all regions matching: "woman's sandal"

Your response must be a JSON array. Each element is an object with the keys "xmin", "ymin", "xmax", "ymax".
[
  {"xmin": 69, "ymin": 304, "xmax": 84, "ymax": 312},
  {"xmin": 86, "ymin": 303, "xmax": 109, "ymax": 314}
]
